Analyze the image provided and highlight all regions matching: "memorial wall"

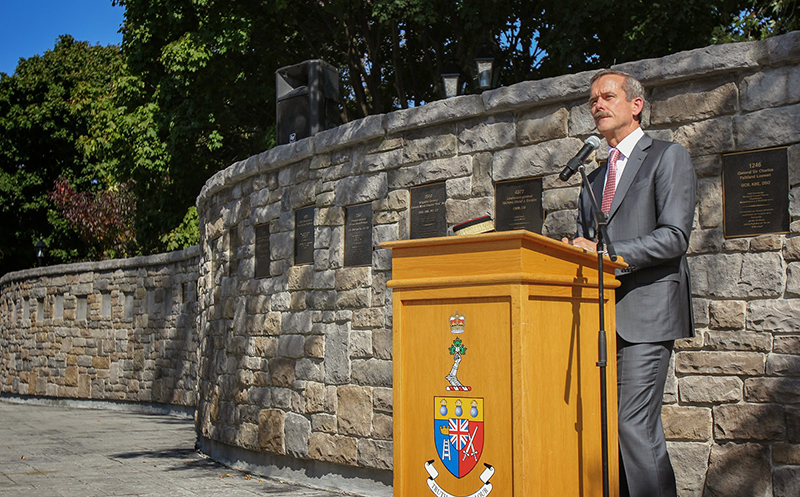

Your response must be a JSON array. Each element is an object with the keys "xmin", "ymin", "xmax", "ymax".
[{"xmin": 2, "ymin": 32, "xmax": 799, "ymax": 496}]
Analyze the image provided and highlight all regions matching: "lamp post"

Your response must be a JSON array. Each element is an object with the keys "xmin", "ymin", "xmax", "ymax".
[
  {"xmin": 35, "ymin": 238, "xmax": 47, "ymax": 267},
  {"xmin": 441, "ymin": 60, "xmax": 462, "ymax": 98},
  {"xmin": 474, "ymin": 44, "xmax": 496, "ymax": 91}
]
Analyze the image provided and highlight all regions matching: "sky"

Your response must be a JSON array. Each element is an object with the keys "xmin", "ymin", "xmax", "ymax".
[{"xmin": 0, "ymin": 0, "xmax": 125, "ymax": 76}]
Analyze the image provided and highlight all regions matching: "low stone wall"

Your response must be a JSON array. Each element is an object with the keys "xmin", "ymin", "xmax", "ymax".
[
  {"xmin": 0, "ymin": 247, "xmax": 200, "ymax": 406},
  {"xmin": 194, "ymin": 32, "xmax": 799, "ymax": 496}
]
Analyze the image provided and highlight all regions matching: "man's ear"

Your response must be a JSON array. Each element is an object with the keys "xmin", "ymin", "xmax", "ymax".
[{"xmin": 632, "ymin": 97, "xmax": 644, "ymax": 118}]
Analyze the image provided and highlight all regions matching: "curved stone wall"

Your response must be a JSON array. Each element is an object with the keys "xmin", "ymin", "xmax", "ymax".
[
  {"xmin": 1, "ymin": 31, "xmax": 798, "ymax": 496},
  {"xmin": 194, "ymin": 31, "xmax": 800, "ymax": 495},
  {"xmin": 1, "ymin": 247, "xmax": 200, "ymax": 406}
]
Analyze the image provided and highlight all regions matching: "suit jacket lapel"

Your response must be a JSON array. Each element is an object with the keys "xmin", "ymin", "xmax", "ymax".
[{"xmin": 607, "ymin": 134, "xmax": 652, "ymax": 219}]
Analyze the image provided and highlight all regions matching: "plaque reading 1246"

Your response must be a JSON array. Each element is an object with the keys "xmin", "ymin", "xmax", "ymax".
[
  {"xmin": 722, "ymin": 147, "xmax": 789, "ymax": 238},
  {"xmin": 410, "ymin": 183, "xmax": 447, "ymax": 239},
  {"xmin": 495, "ymin": 177, "xmax": 543, "ymax": 233},
  {"xmin": 294, "ymin": 206, "xmax": 315, "ymax": 265},
  {"xmin": 345, "ymin": 203, "xmax": 373, "ymax": 267}
]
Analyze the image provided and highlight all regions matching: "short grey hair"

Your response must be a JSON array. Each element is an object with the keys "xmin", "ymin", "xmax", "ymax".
[{"xmin": 590, "ymin": 69, "xmax": 645, "ymax": 121}]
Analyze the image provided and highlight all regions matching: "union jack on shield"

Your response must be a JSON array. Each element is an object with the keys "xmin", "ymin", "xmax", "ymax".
[{"xmin": 434, "ymin": 396, "xmax": 485, "ymax": 479}]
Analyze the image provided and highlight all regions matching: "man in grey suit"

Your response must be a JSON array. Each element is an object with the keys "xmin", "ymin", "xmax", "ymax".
[{"xmin": 563, "ymin": 69, "xmax": 696, "ymax": 497}]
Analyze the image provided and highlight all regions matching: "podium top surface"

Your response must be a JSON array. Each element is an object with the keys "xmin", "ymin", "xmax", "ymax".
[{"xmin": 383, "ymin": 230, "xmax": 627, "ymax": 290}]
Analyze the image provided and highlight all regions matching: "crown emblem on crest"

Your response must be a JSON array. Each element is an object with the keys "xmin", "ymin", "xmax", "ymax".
[{"xmin": 449, "ymin": 311, "xmax": 466, "ymax": 334}]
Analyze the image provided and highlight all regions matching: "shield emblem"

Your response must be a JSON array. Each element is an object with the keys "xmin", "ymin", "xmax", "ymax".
[{"xmin": 434, "ymin": 396, "xmax": 484, "ymax": 478}]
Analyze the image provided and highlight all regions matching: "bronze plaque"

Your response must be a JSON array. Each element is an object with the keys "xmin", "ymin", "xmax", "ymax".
[
  {"xmin": 294, "ymin": 206, "xmax": 315, "ymax": 265},
  {"xmin": 255, "ymin": 223, "xmax": 271, "ymax": 278},
  {"xmin": 229, "ymin": 225, "xmax": 240, "ymax": 276},
  {"xmin": 722, "ymin": 147, "xmax": 789, "ymax": 238},
  {"xmin": 495, "ymin": 177, "xmax": 543, "ymax": 233},
  {"xmin": 410, "ymin": 182, "xmax": 447, "ymax": 239},
  {"xmin": 345, "ymin": 203, "xmax": 373, "ymax": 267}
]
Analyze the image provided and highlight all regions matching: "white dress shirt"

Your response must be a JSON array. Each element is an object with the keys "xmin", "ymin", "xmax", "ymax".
[{"xmin": 604, "ymin": 126, "xmax": 645, "ymax": 190}]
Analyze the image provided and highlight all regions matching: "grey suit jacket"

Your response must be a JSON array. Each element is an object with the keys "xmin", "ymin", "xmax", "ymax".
[{"xmin": 577, "ymin": 133, "xmax": 696, "ymax": 343}]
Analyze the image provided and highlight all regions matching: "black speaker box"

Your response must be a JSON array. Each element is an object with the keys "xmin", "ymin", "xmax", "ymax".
[{"xmin": 276, "ymin": 60, "xmax": 340, "ymax": 145}]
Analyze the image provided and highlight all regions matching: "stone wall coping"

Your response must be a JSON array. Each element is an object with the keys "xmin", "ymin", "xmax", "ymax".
[
  {"xmin": 0, "ymin": 244, "xmax": 201, "ymax": 286},
  {"xmin": 195, "ymin": 31, "xmax": 799, "ymax": 210}
]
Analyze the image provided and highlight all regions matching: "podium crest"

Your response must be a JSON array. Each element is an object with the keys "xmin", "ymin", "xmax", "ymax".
[{"xmin": 434, "ymin": 396, "xmax": 485, "ymax": 478}]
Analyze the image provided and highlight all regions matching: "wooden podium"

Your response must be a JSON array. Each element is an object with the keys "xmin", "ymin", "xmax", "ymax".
[{"xmin": 384, "ymin": 230, "xmax": 627, "ymax": 497}]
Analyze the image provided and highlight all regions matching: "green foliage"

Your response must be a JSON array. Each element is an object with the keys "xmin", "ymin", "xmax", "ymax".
[
  {"xmin": 712, "ymin": 0, "xmax": 799, "ymax": 41},
  {"xmin": 0, "ymin": 35, "xmax": 126, "ymax": 273},
  {"xmin": 160, "ymin": 205, "xmax": 199, "ymax": 252}
]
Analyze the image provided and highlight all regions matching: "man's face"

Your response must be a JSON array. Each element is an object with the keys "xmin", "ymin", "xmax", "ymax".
[{"xmin": 589, "ymin": 75, "xmax": 642, "ymax": 144}]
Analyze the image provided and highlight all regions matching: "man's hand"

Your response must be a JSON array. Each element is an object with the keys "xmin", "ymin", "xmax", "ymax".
[{"xmin": 561, "ymin": 236, "xmax": 598, "ymax": 252}]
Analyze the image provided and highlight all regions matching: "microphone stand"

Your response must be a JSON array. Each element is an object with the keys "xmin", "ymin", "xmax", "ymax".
[{"xmin": 578, "ymin": 164, "xmax": 616, "ymax": 497}]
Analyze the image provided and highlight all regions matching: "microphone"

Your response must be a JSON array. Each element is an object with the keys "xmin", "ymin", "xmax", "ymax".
[{"xmin": 559, "ymin": 136, "xmax": 601, "ymax": 182}]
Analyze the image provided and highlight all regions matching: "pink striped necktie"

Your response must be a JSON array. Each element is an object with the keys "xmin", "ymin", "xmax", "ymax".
[{"xmin": 601, "ymin": 148, "xmax": 620, "ymax": 214}]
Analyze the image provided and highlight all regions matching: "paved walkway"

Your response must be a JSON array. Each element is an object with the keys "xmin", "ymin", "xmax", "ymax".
[{"xmin": 0, "ymin": 400, "xmax": 354, "ymax": 496}]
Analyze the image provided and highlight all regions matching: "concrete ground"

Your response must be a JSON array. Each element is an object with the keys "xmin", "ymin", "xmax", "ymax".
[{"xmin": 0, "ymin": 400, "xmax": 356, "ymax": 496}]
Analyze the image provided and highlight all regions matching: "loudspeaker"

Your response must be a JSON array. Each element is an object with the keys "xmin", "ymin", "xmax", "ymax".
[{"xmin": 276, "ymin": 59, "xmax": 340, "ymax": 145}]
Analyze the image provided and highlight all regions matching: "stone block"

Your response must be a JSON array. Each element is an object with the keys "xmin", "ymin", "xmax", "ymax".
[
  {"xmin": 336, "ymin": 289, "xmax": 371, "ymax": 309},
  {"xmin": 349, "ymin": 331, "xmax": 372, "ymax": 359},
  {"xmin": 650, "ymin": 79, "xmax": 737, "ymax": 126},
  {"xmin": 373, "ymin": 413, "xmax": 393, "ymax": 440},
  {"xmin": 662, "ymin": 405, "xmax": 712, "ymax": 441},
  {"xmin": 388, "ymin": 155, "xmax": 472, "ymax": 189},
  {"xmin": 492, "ymin": 137, "xmax": 583, "ymax": 182},
  {"xmin": 714, "ymin": 404, "xmax": 785, "ymax": 440},
  {"xmin": 748, "ymin": 300, "xmax": 800, "ymax": 332},
  {"xmin": 688, "ymin": 229, "xmax": 723, "ymax": 255},
  {"xmin": 277, "ymin": 335, "xmax": 305, "ymax": 358},
  {"xmin": 745, "ymin": 377, "xmax": 800, "ymax": 403},
  {"xmin": 352, "ymin": 308, "xmax": 384, "ymax": 329},
  {"xmin": 258, "ymin": 408, "xmax": 285, "ymax": 454},
  {"xmin": 482, "ymin": 71, "xmax": 591, "ymax": 113},
  {"xmin": 324, "ymin": 324, "xmax": 350, "ymax": 385},
  {"xmin": 295, "ymin": 358, "xmax": 323, "ymax": 382},
  {"xmin": 735, "ymin": 103, "xmax": 800, "ymax": 151},
  {"xmin": 268, "ymin": 358, "xmax": 295, "ymax": 387},
  {"xmin": 748, "ymin": 234, "xmax": 782, "ymax": 252},
  {"xmin": 789, "ymin": 407, "xmax": 800, "ymax": 442},
  {"xmin": 445, "ymin": 197, "xmax": 493, "ymax": 225},
  {"xmin": 446, "ymin": 177, "xmax": 472, "ymax": 199},
  {"xmin": 308, "ymin": 432, "xmax": 357, "ymax": 466},
  {"xmin": 678, "ymin": 376, "xmax": 742, "ymax": 404},
  {"xmin": 352, "ymin": 358, "xmax": 393, "ymax": 388},
  {"xmin": 708, "ymin": 301, "xmax": 745, "ymax": 330},
  {"xmin": 666, "ymin": 442, "xmax": 711, "ymax": 497},
  {"xmin": 741, "ymin": 65, "xmax": 800, "ymax": 111},
  {"xmin": 372, "ymin": 328, "xmax": 392, "ymax": 360},
  {"xmin": 703, "ymin": 443, "xmax": 770, "ymax": 497},
  {"xmin": 304, "ymin": 335, "xmax": 325, "ymax": 359},
  {"xmin": 690, "ymin": 253, "xmax": 784, "ymax": 298},
  {"xmin": 676, "ymin": 351, "xmax": 764, "ymax": 376},
  {"xmin": 787, "ymin": 262, "xmax": 800, "ymax": 297},
  {"xmin": 314, "ymin": 115, "xmax": 385, "ymax": 154},
  {"xmin": 692, "ymin": 298, "xmax": 709, "ymax": 327},
  {"xmin": 697, "ymin": 178, "xmax": 722, "ymax": 229},
  {"xmin": 311, "ymin": 413, "xmax": 337, "ymax": 433},
  {"xmin": 542, "ymin": 209, "xmax": 578, "ymax": 240},
  {"xmin": 335, "ymin": 267, "xmax": 372, "ymax": 291},
  {"xmin": 704, "ymin": 330, "xmax": 771, "ymax": 352},
  {"xmin": 774, "ymin": 335, "xmax": 800, "ymax": 354},
  {"xmin": 519, "ymin": 105, "xmax": 570, "ymax": 144},
  {"xmin": 334, "ymin": 173, "xmax": 388, "ymax": 206},
  {"xmin": 337, "ymin": 385, "xmax": 372, "ymax": 437},
  {"xmin": 774, "ymin": 443, "xmax": 800, "ymax": 465},
  {"xmin": 774, "ymin": 466, "xmax": 800, "ymax": 497},
  {"xmin": 282, "ymin": 310, "xmax": 313, "ymax": 334},
  {"xmin": 287, "ymin": 265, "xmax": 314, "ymax": 290},
  {"xmin": 542, "ymin": 187, "xmax": 579, "ymax": 211},
  {"xmin": 673, "ymin": 117, "xmax": 735, "ymax": 156},
  {"xmin": 767, "ymin": 353, "xmax": 800, "ymax": 376},
  {"xmin": 387, "ymin": 95, "xmax": 483, "ymax": 133},
  {"xmin": 284, "ymin": 412, "xmax": 311, "ymax": 458},
  {"xmin": 357, "ymin": 439, "xmax": 393, "ymax": 470},
  {"xmin": 458, "ymin": 116, "xmax": 515, "ymax": 153}
]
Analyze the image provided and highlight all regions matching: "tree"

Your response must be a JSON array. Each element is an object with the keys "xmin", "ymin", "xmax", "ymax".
[{"xmin": 0, "ymin": 35, "xmax": 127, "ymax": 273}]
